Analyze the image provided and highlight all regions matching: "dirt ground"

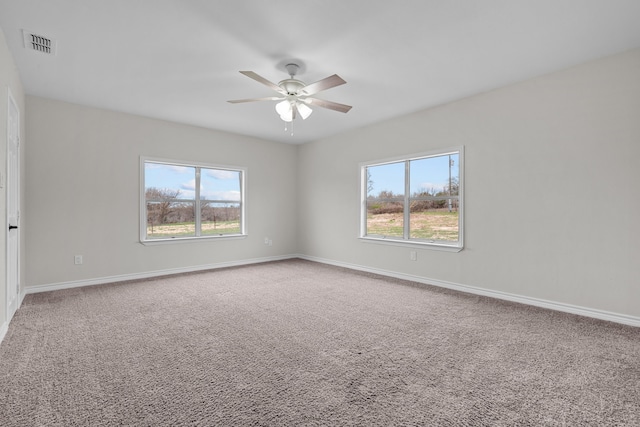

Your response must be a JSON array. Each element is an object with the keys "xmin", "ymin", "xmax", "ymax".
[
  {"xmin": 148, "ymin": 221, "xmax": 239, "ymax": 237},
  {"xmin": 367, "ymin": 211, "xmax": 458, "ymax": 240}
]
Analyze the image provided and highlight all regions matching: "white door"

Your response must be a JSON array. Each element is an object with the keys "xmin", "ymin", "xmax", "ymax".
[{"xmin": 6, "ymin": 90, "xmax": 20, "ymax": 322}]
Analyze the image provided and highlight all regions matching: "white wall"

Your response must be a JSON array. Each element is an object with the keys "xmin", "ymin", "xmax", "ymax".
[
  {"xmin": 297, "ymin": 48, "xmax": 640, "ymax": 319},
  {"xmin": 20, "ymin": 48, "xmax": 640, "ymax": 323},
  {"xmin": 0, "ymin": 26, "xmax": 26, "ymax": 332},
  {"xmin": 25, "ymin": 97, "xmax": 298, "ymax": 288}
]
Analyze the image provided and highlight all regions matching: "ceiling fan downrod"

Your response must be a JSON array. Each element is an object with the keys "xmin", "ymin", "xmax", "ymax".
[{"xmin": 285, "ymin": 63, "xmax": 300, "ymax": 78}]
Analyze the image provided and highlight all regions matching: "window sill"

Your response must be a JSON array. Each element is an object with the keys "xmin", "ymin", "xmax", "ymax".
[
  {"xmin": 359, "ymin": 236, "xmax": 463, "ymax": 252},
  {"xmin": 140, "ymin": 234, "xmax": 247, "ymax": 246}
]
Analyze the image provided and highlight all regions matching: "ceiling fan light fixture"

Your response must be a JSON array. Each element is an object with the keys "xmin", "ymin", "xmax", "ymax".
[
  {"xmin": 297, "ymin": 102, "xmax": 313, "ymax": 120},
  {"xmin": 276, "ymin": 100, "xmax": 293, "ymax": 122},
  {"xmin": 275, "ymin": 99, "xmax": 290, "ymax": 115}
]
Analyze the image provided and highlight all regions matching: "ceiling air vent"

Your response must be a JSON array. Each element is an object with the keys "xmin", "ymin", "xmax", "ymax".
[{"xmin": 22, "ymin": 30, "xmax": 57, "ymax": 55}]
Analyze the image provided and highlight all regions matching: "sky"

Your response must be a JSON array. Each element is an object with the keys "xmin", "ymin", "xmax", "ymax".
[
  {"xmin": 368, "ymin": 153, "xmax": 459, "ymax": 196},
  {"xmin": 145, "ymin": 162, "xmax": 241, "ymax": 202},
  {"xmin": 145, "ymin": 153, "xmax": 457, "ymax": 202}
]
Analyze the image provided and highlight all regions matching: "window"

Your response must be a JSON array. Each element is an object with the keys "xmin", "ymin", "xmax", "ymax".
[
  {"xmin": 360, "ymin": 147, "xmax": 463, "ymax": 250},
  {"xmin": 140, "ymin": 157, "xmax": 245, "ymax": 242}
]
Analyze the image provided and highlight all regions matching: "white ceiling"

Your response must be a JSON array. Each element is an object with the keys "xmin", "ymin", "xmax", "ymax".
[{"xmin": 1, "ymin": 1, "xmax": 640, "ymax": 144}]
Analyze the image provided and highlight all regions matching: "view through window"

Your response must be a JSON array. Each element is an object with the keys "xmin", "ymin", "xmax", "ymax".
[
  {"xmin": 142, "ymin": 159, "xmax": 244, "ymax": 241},
  {"xmin": 362, "ymin": 148, "xmax": 463, "ymax": 249}
]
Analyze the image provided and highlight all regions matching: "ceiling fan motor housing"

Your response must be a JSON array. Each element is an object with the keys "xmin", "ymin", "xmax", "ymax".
[{"xmin": 279, "ymin": 79, "xmax": 305, "ymax": 95}]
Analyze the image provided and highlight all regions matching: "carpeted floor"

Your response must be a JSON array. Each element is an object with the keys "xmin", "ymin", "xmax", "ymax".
[{"xmin": 1, "ymin": 259, "xmax": 638, "ymax": 426}]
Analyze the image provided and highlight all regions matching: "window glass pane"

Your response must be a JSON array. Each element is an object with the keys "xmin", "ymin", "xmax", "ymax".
[
  {"xmin": 409, "ymin": 153, "xmax": 459, "ymax": 242},
  {"xmin": 145, "ymin": 163, "xmax": 196, "ymax": 239},
  {"xmin": 201, "ymin": 202, "xmax": 241, "ymax": 235},
  {"xmin": 200, "ymin": 168, "xmax": 242, "ymax": 202},
  {"xmin": 200, "ymin": 168, "xmax": 242, "ymax": 236},
  {"xmin": 366, "ymin": 162, "xmax": 405, "ymax": 237}
]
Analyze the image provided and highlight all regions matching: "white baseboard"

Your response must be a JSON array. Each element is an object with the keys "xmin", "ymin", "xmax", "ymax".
[
  {"xmin": 298, "ymin": 254, "xmax": 640, "ymax": 328},
  {"xmin": 24, "ymin": 254, "xmax": 297, "ymax": 295},
  {"xmin": 18, "ymin": 253, "xmax": 640, "ymax": 328},
  {"xmin": 18, "ymin": 288, "xmax": 26, "ymax": 308},
  {"xmin": 0, "ymin": 320, "xmax": 7, "ymax": 346}
]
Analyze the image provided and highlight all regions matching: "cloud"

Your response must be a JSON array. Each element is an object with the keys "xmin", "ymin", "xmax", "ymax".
[
  {"xmin": 169, "ymin": 165, "xmax": 192, "ymax": 174},
  {"xmin": 181, "ymin": 178, "xmax": 196, "ymax": 191},
  {"xmin": 178, "ymin": 179, "xmax": 241, "ymax": 201},
  {"xmin": 205, "ymin": 169, "xmax": 238, "ymax": 180},
  {"xmin": 146, "ymin": 163, "xmax": 192, "ymax": 174}
]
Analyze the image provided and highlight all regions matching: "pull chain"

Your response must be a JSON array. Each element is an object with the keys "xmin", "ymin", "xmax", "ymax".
[{"xmin": 284, "ymin": 120, "xmax": 294, "ymax": 136}]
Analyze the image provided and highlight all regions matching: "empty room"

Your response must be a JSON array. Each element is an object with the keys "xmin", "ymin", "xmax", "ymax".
[{"xmin": 1, "ymin": 1, "xmax": 639, "ymax": 425}]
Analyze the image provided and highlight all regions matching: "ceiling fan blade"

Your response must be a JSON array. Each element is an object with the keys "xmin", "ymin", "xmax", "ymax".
[
  {"xmin": 301, "ymin": 74, "xmax": 346, "ymax": 96},
  {"xmin": 305, "ymin": 98, "xmax": 352, "ymax": 113},
  {"xmin": 227, "ymin": 96, "xmax": 284, "ymax": 104},
  {"xmin": 239, "ymin": 71, "xmax": 286, "ymax": 94}
]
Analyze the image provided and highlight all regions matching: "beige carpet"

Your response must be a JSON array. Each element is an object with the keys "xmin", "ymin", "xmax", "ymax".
[{"xmin": 1, "ymin": 259, "xmax": 638, "ymax": 426}]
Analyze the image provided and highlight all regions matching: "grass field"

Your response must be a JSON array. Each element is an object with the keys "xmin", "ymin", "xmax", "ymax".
[
  {"xmin": 367, "ymin": 210, "xmax": 459, "ymax": 241},
  {"xmin": 147, "ymin": 220, "xmax": 241, "ymax": 238},
  {"xmin": 148, "ymin": 211, "xmax": 457, "ymax": 241}
]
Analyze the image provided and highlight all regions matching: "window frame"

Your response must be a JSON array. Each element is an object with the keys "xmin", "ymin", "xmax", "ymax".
[
  {"xmin": 139, "ymin": 156, "xmax": 247, "ymax": 244},
  {"xmin": 359, "ymin": 146, "xmax": 464, "ymax": 252}
]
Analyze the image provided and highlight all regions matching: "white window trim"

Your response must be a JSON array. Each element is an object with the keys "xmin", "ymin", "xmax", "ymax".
[
  {"xmin": 139, "ymin": 156, "xmax": 247, "ymax": 245},
  {"xmin": 358, "ymin": 146, "xmax": 464, "ymax": 252}
]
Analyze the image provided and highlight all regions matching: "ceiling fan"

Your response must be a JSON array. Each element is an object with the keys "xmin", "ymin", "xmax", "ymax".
[{"xmin": 228, "ymin": 63, "xmax": 352, "ymax": 124}]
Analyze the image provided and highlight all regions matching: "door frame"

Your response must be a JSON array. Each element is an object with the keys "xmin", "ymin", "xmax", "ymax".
[{"xmin": 6, "ymin": 88, "xmax": 20, "ymax": 323}]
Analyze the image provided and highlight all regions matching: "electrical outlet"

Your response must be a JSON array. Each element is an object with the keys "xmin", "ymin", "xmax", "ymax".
[
  {"xmin": 410, "ymin": 251, "xmax": 417, "ymax": 261},
  {"xmin": 264, "ymin": 237, "xmax": 269, "ymax": 245},
  {"xmin": 74, "ymin": 255, "xmax": 83, "ymax": 265},
  {"xmin": 268, "ymin": 239, "xmax": 273, "ymax": 246}
]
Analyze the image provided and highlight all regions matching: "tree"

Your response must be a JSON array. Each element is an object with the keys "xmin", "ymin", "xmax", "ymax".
[
  {"xmin": 146, "ymin": 187, "xmax": 182, "ymax": 230},
  {"xmin": 202, "ymin": 201, "xmax": 219, "ymax": 229},
  {"xmin": 436, "ymin": 177, "xmax": 459, "ymax": 212},
  {"xmin": 443, "ymin": 176, "xmax": 459, "ymax": 196},
  {"xmin": 367, "ymin": 170, "xmax": 374, "ymax": 196}
]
